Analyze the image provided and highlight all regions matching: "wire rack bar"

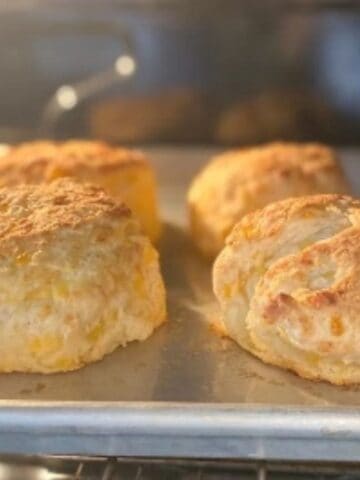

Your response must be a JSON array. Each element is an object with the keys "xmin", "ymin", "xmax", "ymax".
[{"xmin": 2, "ymin": 455, "xmax": 360, "ymax": 479}]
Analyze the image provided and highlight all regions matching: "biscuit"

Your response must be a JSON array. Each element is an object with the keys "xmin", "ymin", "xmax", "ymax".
[
  {"xmin": 89, "ymin": 89, "xmax": 213, "ymax": 143},
  {"xmin": 0, "ymin": 140, "xmax": 161, "ymax": 242},
  {"xmin": 0, "ymin": 178, "xmax": 166, "ymax": 373},
  {"xmin": 213, "ymin": 194, "xmax": 360, "ymax": 385},
  {"xmin": 214, "ymin": 90, "xmax": 340, "ymax": 145},
  {"xmin": 188, "ymin": 142, "xmax": 350, "ymax": 258}
]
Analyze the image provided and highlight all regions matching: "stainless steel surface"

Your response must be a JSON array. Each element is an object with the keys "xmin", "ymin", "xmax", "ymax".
[{"xmin": 0, "ymin": 147, "xmax": 359, "ymax": 460}]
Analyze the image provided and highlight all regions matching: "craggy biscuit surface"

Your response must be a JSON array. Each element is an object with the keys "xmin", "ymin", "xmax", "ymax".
[
  {"xmin": 188, "ymin": 142, "xmax": 349, "ymax": 257},
  {"xmin": 0, "ymin": 140, "xmax": 161, "ymax": 241},
  {"xmin": 0, "ymin": 178, "xmax": 166, "ymax": 373},
  {"xmin": 214, "ymin": 194, "xmax": 360, "ymax": 385}
]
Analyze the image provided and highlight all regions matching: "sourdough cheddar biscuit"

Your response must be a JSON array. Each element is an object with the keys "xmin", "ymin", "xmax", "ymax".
[
  {"xmin": 214, "ymin": 195, "xmax": 360, "ymax": 385},
  {"xmin": 0, "ymin": 178, "xmax": 166, "ymax": 373}
]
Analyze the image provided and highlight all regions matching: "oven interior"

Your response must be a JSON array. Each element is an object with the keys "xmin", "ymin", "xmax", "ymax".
[{"xmin": 1, "ymin": 1, "xmax": 360, "ymax": 479}]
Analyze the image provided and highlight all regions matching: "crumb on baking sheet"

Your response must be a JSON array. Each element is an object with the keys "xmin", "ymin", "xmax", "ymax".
[{"xmin": 208, "ymin": 316, "xmax": 228, "ymax": 338}]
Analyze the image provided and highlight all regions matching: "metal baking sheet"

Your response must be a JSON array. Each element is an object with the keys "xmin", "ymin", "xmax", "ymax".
[{"xmin": 0, "ymin": 147, "xmax": 360, "ymax": 460}]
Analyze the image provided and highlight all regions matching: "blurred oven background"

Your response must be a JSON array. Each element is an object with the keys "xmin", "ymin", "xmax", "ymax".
[{"xmin": 1, "ymin": 0, "xmax": 360, "ymax": 146}]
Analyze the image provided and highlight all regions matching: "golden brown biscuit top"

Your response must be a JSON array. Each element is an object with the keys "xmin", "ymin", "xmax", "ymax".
[
  {"xmin": 0, "ymin": 140, "xmax": 148, "ymax": 185},
  {"xmin": 208, "ymin": 142, "xmax": 340, "ymax": 180},
  {"xmin": 219, "ymin": 194, "xmax": 360, "ymax": 336},
  {"xmin": 228, "ymin": 194, "xmax": 360, "ymax": 246},
  {"xmin": 0, "ymin": 178, "xmax": 130, "ymax": 245}
]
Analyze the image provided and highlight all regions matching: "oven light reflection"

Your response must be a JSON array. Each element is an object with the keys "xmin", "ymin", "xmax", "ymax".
[
  {"xmin": 55, "ymin": 86, "xmax": 78, "ymax": 110},
  {"xmin": 115, "ymin": 54, "xmax": 136, "ymax": 77}
]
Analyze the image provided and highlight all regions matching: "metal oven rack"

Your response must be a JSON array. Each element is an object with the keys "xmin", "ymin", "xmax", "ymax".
[{"xmin": 2, "ymin": 455, "xmax": 360, "ymax": 479}]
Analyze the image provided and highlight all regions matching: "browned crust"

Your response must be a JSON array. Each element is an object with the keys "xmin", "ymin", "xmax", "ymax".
[
  {"xmin": 210, "ymin": 142, "xmax": 342, "ymax": 177},
  {"xmin": 228, "ymin": 194, "xmax": 360, "ymax": 246},
  {"xmin": 262, "ymin": 226, "xmax": 360, "ymax": 314},
  {"xmin": 0, "ymin": 140, "xmax": 149, "ymax": 185},
  {"xmin": 0, "ymin": 178, "xmax": 131, "ymax": 246}
]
